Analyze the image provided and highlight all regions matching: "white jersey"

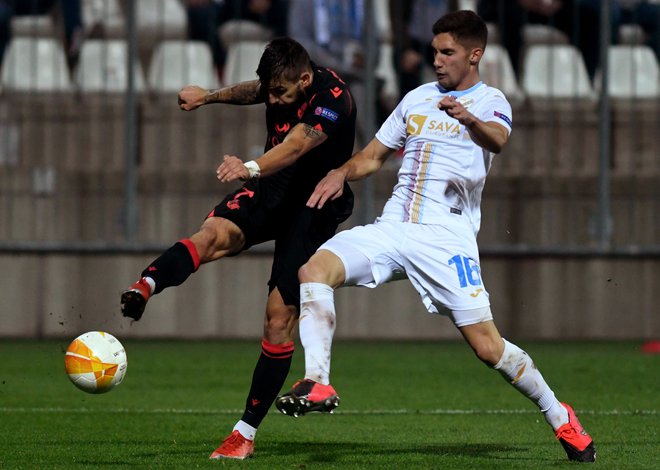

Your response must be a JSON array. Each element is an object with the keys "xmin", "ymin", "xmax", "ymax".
[{"xmin": 375, "ymin": 81, "xmax": 512, "ymax": 235}]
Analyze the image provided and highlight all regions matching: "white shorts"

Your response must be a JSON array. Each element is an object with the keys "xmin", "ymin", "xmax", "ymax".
[{"xmin": 319, "ymin": 218, "xmax": 492, "ymax": 327}]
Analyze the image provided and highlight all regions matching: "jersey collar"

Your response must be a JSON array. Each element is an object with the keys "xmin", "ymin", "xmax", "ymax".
[{"xmin": 436, "ymin": 81, "xmax": 484, "ymax": 97}]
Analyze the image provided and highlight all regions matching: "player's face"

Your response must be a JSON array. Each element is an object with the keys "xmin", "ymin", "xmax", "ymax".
[
  {"xmin": 431, "ymin": 33, "xmax": 481, "ymax": 91},
  {"xmin": 266, "ymin": 77, "xmax": 306, "ymax": 107}
]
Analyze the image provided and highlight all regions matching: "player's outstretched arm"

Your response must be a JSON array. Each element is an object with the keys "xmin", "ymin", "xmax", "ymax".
[
  {"xmin": 178, "ymin": 80, "xmax": 264, "ymax": 111},
  {"xmin": 307, "ymin": 138, "xmax": 393, "ymax": 209},
  {"xmin": 216, "ymin": 122, "xmax": 328, "ymax": 183}
]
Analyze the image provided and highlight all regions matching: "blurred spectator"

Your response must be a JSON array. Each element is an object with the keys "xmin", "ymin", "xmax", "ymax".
[
  {"xmin": 185, "ymin": 0, "xmax": 287, "ymax": 83},
  {"xmin": 288, "ymin": 0, "xmax": 366, "ymax": 82},
  {"xmin": 288, "ymin": 0, "xmax": 388, "ymax": 142},
  {"xmin": 478, "ymin": 0, "xmax": 610, "ymax": 80},
  {"xmin": 619, "ymin": 0, "xmax": 660, "ymax": 60},
  {"xmin": 0, "ymin": 0, "xmax": 83, "ymax": 70},
  {"xmin": 390, "ymin": 0, "xmax": 453, "ymax": 98}
]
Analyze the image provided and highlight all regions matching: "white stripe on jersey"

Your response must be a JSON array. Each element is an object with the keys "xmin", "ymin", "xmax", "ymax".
[{"xmin": 376, "ymin": 81, "xmax": 512, "ymax": 234}]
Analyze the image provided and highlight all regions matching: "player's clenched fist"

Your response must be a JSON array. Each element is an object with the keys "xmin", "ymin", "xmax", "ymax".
[
  {"xmin": 438, "ymin": 95, "xmax": 474, "ymax": 126},
  {"xmin": 178, "ymin": 85, "xmax": 208, "ymax": 111}
]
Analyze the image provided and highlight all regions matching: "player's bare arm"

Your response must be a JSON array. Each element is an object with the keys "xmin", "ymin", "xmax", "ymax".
[
  {"xmin": 438, "ymin": 96, "xmax": 509, "ymax": 153},
  {"xmin": 216, "ymin": 123, "xmax": 328, "ymax": 183},
  {"xmin": 307, "ymin": 138, "xmax": 393, "ymax": 209},
  {"xmin": 178, "ymin": 80, "xmax": 263, "ymax": 111}
]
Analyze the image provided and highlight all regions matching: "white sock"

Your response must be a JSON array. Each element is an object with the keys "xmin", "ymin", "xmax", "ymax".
[
  {"xmin": 494, "ymin": 339, "xmax": 569, "ymax": 430},
  {"xmin": 142, "ymin": 276, "xmax": 156, "ymax": 295},
  {"xmin": 299, "ymin": 282, "xmax": 336, "ymax": 385},
  {"xmin": 233, "ymin": 420, "xmax": 256, "ymax": 441}
]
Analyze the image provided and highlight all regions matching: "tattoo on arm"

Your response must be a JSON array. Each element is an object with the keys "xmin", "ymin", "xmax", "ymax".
[
  {"xmin": 303, "ymin": 124, "xmax": 323, "ymax": 140},
  {"xmin": 206, "ymin": 80, "xmax": 263, "ymax": 105}
]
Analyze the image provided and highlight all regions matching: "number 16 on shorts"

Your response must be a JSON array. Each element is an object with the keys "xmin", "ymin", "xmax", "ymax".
[{"xmin": 448, "ymin": 255, "xmax": 482, "ymax": 288}]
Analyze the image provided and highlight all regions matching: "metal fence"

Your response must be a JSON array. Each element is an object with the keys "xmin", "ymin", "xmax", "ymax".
[{"xmin": 0, "ymin": 0, "xmax": 658, "ymax": 256}]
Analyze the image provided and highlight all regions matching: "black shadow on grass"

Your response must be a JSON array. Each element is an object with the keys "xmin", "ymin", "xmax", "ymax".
[{"xmin": 261, "ymin": 441, "xmax": 533, "ymax": 463}]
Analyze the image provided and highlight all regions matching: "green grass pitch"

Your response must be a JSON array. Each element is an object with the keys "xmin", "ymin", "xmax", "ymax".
[{"xmin": 0, "ymin": 340, "xmax": 657, "ymax": 469}]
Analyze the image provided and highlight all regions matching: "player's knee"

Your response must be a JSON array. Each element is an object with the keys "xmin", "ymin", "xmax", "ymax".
[
  {"xmin": 265, "ymin": 314, "xmax": 294, "ymax": 334},
  {"xmin": 472, "ymin": 338, "xmax": 503, "ymax": 366},
  {"xmin": 299, "ymin": 250, "xmax": 344, "ymax": 287},
  {"xmin": 264, "ymin": 306, "xmax": 296, "ymax": 341},
  {"xmin": 298, "ymin": 260, "xmax": 324, "ymax": 284},
  {"xmin": 193, "ymin": 218, "xmax": 243, "ymax": 261}
]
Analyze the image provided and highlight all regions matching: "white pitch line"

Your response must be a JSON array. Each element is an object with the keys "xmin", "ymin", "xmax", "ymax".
[{"xmin": 0, "ymin": 407, "xmax": 656, "ymax": 416}]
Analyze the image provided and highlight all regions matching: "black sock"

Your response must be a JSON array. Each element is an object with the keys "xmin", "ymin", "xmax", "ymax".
[
  {"xmin": 141, "ymin": 239, "xmax": 200, "ymax": 295},
  {"xmin": 240, "ymin": 339, "xmax": 294, "ymax": 429}
]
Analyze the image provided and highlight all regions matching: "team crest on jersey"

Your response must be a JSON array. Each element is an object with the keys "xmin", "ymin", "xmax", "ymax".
[
  {"xmin": 458, "ymin": 97, "xmax": 474, "ymax": 109},
  {"xmin": 315, "ymin": 107, "xmax": 339, "ymax": 122}
]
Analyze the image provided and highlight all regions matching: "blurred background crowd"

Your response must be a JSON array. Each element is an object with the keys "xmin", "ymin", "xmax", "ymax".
[{"xmin": 1, "ymin": 0, "xmax": 658, "ymax": 104}]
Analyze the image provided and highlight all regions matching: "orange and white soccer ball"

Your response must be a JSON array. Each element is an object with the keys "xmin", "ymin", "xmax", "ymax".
[{"xmin": 64, "ymin": 331, "xmax": 127, "ymax": 394}]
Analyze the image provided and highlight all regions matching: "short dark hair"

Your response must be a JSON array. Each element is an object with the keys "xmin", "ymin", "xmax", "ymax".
[
  {"xmin": 256, "ymin": 37, "xmax": 312, "ymax": 88},
  {"xmin": 432, "ymin": 10, "xmax": 488, "ymax": 50}
]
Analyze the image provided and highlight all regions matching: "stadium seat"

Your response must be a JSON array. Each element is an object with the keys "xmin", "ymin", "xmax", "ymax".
[
  {"xmin": 219, "ymin": 20, "xmax": 273, "ymax": 49},
  {"xmin": 148, "ymin": 40, "xmax": 218, "ymax": 93},
  {"xmin": 457, "ymin": 0, "xmax": 478, "ymax": 11},
  {"xmin": 480, "ymin": 44, "xmax": 525, "ymax": 103},
  {"xmin": 135, "ymin": 0, "xmax": 186, "ymax": 38},
  {"xmin": 223, "ymin": 40, "xmax": 268, "ymax": 84},
  {"xmin": 81, "ymin": 0, "xmax": 125, "ymax": 38},
  {"xmin": 523, "ymin": 24, "xmax": 569, "ymax": 46},
  {"xmin": 600, "ymin": 45, "xmax": 659, "ymax": 99},
  {"xmin": 1, "ymin": 38, "xmax": 72, "ymax": 91},
  {"xmin": 135, "ymin": 0, "xmax": 187, "ymax": 71},
  {"xmin": 74, "ymin": 39, "xmax": 146, "ymax": 93},
  {"xmin": 10, "ymin": 14, "xmax": 55, "ymax": 38},
  {"xmin": 521, "ymin": 45, "xmax": 595, "ymax": 99}
]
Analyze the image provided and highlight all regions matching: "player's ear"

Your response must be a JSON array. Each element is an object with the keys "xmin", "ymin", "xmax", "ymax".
[
  {"xmin": 469, "ymin": 47, "xmax": 483, "ymax": 65},
  {"xmin": 300, "ymin": 71, "xmax": 312, "ymax": 88}
]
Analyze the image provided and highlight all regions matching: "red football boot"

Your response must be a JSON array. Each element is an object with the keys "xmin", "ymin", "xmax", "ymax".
[
  {"xmin": 209, "ymin": 430, "xmax": 254, "ymax": 460},
  {"xmin": 555, "ymin": 403, "xmax": 596, "ymax": 462}
]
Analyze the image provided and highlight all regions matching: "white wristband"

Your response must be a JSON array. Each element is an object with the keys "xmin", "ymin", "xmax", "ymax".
[{"xmin": 243, "ymin": 160, "xmax": 261, "ymax": 179}]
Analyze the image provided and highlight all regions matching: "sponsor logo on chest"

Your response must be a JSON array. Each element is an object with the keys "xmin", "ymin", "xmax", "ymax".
[{"xmin": 406, "ymin": 114, "xmax": 461, "ymax": 137}]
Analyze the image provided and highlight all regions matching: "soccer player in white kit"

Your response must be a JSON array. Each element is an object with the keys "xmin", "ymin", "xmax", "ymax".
[{"xmin": 276, "ymin": 10, "xmax": 596, "ymax": 463}]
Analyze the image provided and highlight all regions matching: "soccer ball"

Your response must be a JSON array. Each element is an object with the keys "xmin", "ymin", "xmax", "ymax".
[{"xmin": 64, "ymin": 331, "xmax": 127, "ymax": 394}]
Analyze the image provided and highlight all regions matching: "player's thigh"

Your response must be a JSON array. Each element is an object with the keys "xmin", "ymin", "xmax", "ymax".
[
  {"xmin": 269, "ymin": 208, "xmax": 341, "ymax": 308},
  {"xmin": 402, "ymin": 223, "xmax": 490, "ymax": 314},
  {"xmin": 210, "ymin": 182, "xmax": 279, "ymax": 250},
  {"xmin": 318, "ymin": 221, "xmax": 406, "ymax": 288}
]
